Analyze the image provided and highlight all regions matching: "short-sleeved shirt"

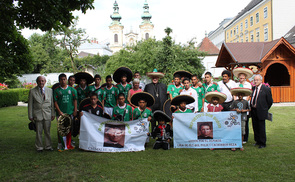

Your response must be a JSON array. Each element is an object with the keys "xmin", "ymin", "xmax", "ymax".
[
  {"xmin": 207, "ymin": 104, "xmax": 223, "ymax": 112},
  {"xmin": 54, "ymin": 86, "xmax": 77, "ymax": 115},
  {"xmin": 104, "ymin": 86, "xmax": 119, "ymax": 107},
  {"xmin": 203, "ymin": 82, "xmax": 220, "ymax": 103},
  {"xmin": 230, "ymin": 99, "xmax": 249, "ymax": 121},
  {"xmin": 76, "ymin": 86, "xmax": 89, "ymax": 107},
  {"xmin": 218, "ymin": 80, "xmax": 237, "ymax": 103},
  {"xmin": 167, "ymin": 84, "xmax": 183, "ymax": 98},
  {"xmin": 116, "ymin": 83, "xmax": 132, "ymax": 104},
  {"xmin": 88, "ymin": 85, "xmax": 105, "ymax": 102},
  {"xmin": 81, "ymin": 104, "xmax": 103, "ymax": 117},
  {"xmin": 133, "ymin": 107, "xmax": 152, "ymax": 120},
  {"xmin": 112, "ymin": 104, "xmax": 133, "ymax": 121},
  {"xmin": 174, "ymin": 108, "xmax": 193, "ymax": 113},
  {"xmin": 192, "ymin": 86, "xmax": 205, "ymax": 112}
]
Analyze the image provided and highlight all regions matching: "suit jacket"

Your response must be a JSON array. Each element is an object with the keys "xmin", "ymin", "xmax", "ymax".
[
  {"xmin": 251, "ymin": 84, "xmax": 273, "ymax": 120},
  {"xmin": 28, "ymin": 86, "xmax": 55, "ymax": 121}
]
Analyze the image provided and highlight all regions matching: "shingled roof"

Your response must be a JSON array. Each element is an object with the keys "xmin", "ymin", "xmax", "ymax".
[
  {"xmin": 284, "ymin": 25, "xmax": 295, "ymax": 47},
  {"xmin": 198, "ymin": 37, "xmax": 220, "ymax": 55}
]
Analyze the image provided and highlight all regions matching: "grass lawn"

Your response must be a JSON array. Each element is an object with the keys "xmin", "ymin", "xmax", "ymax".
[{"xmin": 0, "ymin": 106, "xmax": 294, "ymax": 181}]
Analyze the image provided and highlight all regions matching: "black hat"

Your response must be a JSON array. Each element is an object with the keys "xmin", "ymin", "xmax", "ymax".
[
  {"xmin": 74, "ymin": 72, "xmax": 94, "ymax": 85},
  {"xmin": 79, "ymin": 97, "xmax": 104, "ymax": 111},
  {"xmin": 113, "ymin": 67, "xmax": 133, "ymax": 84},
  {"xmin": 163, "ymin": 99, "xmax": 177, "ymax": 118},
  {"xmin": 171, "ymin": 95, "xmax": 195, "ymax": 106},
  {"xmin": 173, "ymin": 70, "xmax": 192, "ymax": 79},
  {"xmin": 103, "ymin": 113, "xmax": 112, "ymax": 119},
  {"xmin": 130, "ymin": 92, "xmax": 155, "ymax": 107},
  {"xmin": 153, "ymin": 110, "xmax": 171, "ymax": 123}
]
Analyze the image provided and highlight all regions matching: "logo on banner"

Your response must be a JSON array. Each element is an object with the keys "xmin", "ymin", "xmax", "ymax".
[
  {"xmin": 134, "ymin": 120, "xmax": 148, "ymax": 133},
  {"xmin": 224, "ymin": 113, "xmax": 240, "ymax": 127}
]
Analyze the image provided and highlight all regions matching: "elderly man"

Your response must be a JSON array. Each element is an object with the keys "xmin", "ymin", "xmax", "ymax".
[
  {"xmin": 28, "ymin": 76, "xmax": 55, "ymax": 152},
  {"xmin": 251, "ymin": 74, "xmax": 273, "ymax": 149},
  {"xmin": 218, "ymin": 70, "xmax": 237, "ymax": 111}
]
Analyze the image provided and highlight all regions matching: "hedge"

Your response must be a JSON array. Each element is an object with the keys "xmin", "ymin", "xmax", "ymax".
[{"xmin": 0, "ymin": 88, "xmax": 30, "ymax": 108}]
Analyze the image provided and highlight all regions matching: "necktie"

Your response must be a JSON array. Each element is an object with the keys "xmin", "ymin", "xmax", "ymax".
[
  {"xmin": 41, "ymin": 89, "xmax": 45, "ymax": 101},
  {"xmin": 252, "ymin": 87, "xmax": 258, "ymax": 107}
]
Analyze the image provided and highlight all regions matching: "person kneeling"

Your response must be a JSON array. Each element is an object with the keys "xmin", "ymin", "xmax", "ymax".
[{"xmin": 152, "ymin": 111, "xmax": 172, "ymax": 150}]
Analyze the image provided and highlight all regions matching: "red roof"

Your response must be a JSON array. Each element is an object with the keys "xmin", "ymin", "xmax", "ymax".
[{"xmin": 198, "ymin": 37, "xmax": 220, "ymax": 55}]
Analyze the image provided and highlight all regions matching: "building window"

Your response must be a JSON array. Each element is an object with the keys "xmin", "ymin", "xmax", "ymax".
[
  {"xmin": 236, "ymin": 25, "xmax": 239, "ymax": 34},
  {"xmin": 250, "ymin": 31, "xmax": 254, "ymax": 42},
  {"xmin": 234, "ymin": 28, "xmax": 236, "ymax": 35},
  {"xmin": 256, "ymin": 13, "xmax": 259, "ymax": 23},
  {"xmin": 250, "ymin": 16, "xmax": 253, "ymax": 26},
  {"xmin": 240, "ymin": 23, "xmax": 243, "ymax": 32},
  {"xmin": 256, "ymin": 31, "xmax": 260, "ymax": 42},
  {"xmin": 145, "ymin": 33, "xmax": 149, "ymax": 40},
  {"xmin": 246, "ymin": 36, "xmax": 248, "ymax": 42},
  {"xmin": 245, "ymin": 19, "xmax": 248, "ymax": 29},
  {"xmin": 264, "ymin": 26, "xmax": 268, "ymax": 41},
  {"xmin": 114, "ymin": 34, "xmax": 118, "ymax": 43},
  {"xmin": 227, "ymin": 32, "xmax": 229, "ymax": 40},
  {"xmin": 241, "ymin": 38, "xmax": 243, "ymax": 42},
  {"xmin": 264, "ymin": 7, "xmax": 268, "ymax": 19}
]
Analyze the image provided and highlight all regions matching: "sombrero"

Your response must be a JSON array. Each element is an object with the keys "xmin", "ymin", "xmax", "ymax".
[
  {"xmin": 52, "ymin": 83, "xmax": 60, "ymax": 91},
  {"xmin": 103, "ymin": 113, "xmax": 112, "ymax": 119},
  {"xmin": 113, "ymin": 67, "xmax": 133, "ymax": 84},
  {"xmin": 163, "ymin": 99, "xmax": 173, "ymax": 118},
  {"xmin": 57, "ymin": 114, "xmax": 72, "ymax": 136},
  {"xmin": 173, "ymin": 70, "xmax": 193, "ymax": 79},
  {"xmin": 153, "ymin": 110, "xmax": 171, "ymax": 123},
  {"xmin": 233, "ymin": 67, "xmax": 254, "ymax": 79},
  {"xmin": 230, "ymin": 87, "xmax": 253, "ymax": 96},
  {"xmin": 74, "ymin": 72, "xmax": 94, "ymax": 85},
  {"xmin": 205, "ymin": 91, "xmax": 227, "ymax": 104},
  {"xmin": 171, "ymin": 95, "xmax": 195, "ymax": 106},
  {"xmin": 146, "ymin": 69, "xmax": 165, "ymax": 79},
  {"xmin": 130, "ymin": 92, "xmax": 155, "ymax": 107},
  {"xmin": 79, "ymin": 97, "xmax": 104, "ymax": 111}
]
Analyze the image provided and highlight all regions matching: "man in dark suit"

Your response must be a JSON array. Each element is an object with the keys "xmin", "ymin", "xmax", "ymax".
[{"xmin": 251, "ymin": 75, "xmax": 273, "ymax": 149}]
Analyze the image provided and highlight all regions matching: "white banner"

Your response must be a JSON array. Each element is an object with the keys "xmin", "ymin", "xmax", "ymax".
[{"xmin": 79, "ymin": 111, "xmax": 149, "ymax": 152}]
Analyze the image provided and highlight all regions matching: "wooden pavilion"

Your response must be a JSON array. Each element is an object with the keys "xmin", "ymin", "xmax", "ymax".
[{"xmin": 215, "ymin": 37, "xmax": 295, "ymax": 103}]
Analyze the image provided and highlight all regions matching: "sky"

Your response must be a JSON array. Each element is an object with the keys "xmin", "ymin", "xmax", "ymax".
[{"xmin": 21, "ymin": 0, "xmax": 252, "ymax": 45}]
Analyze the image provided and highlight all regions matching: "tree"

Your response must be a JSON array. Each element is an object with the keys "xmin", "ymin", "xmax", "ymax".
[{"xmin": 0, "ymin": 0, "xmax": 94, "ymax": 82}]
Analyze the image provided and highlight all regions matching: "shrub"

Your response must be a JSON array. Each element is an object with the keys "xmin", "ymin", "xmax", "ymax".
[
  {"xmin": 13, "ymin": 88, "xmax": 30, "ymax": 103},
  {"xmin": 0, "ymin": 90, "xmax": 19, "ymax": 107}
]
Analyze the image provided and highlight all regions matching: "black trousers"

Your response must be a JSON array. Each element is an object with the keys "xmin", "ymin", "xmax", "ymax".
[
  {"xmin": 153, "ymin": 140, "xmax": 170, "ymax": 150},
  {"xmin": 243, "ymin": 115, "xmax": 250, "ymax": 142},
  {"xmin": 251, "ymin": 108, "xmax": 266, "ymax": 146}
]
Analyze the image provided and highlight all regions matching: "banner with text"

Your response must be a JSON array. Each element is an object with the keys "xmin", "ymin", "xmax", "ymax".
[
  {"xmin": 173, "ymin": 111, "xmax": 242, "ymax": 149},
  {"xmin": 79, "ymin": 111, "xmax": 149, "ymax": 152}
]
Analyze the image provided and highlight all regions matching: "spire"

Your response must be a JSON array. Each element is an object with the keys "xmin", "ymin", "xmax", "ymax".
[
  {"xmin": 141, "ymin": 0, "xmax": 152, "ymax": 24},
  {"xmin": 205, "ymin": 31, "xmax": 208, "ymax": 37},
  {"xmin": 110, "ymin": 1, "xmax": 122, "ymax": 25}
]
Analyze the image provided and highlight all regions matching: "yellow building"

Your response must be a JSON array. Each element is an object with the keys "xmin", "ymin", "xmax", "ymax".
[{"xmin": 225, "ymin": 0, "xmax": 295, "ymax": 43}]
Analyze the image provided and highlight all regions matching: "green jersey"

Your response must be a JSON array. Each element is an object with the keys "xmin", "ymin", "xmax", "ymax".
[
  {"xmin": 76, "ymin": 86, "xmax": 90, "ymax": 108},
  {"xmin": 88, "ymin": 85, "xmax": 105, "ymax": 102},
  {"xmin": 202, "ymin": 82, "xmax": 220, "ymax": 103},
  {"xmin": 174, "ymin": 108, "xmax": 193, "ymax": 113},
  {"xmin": 112, "ymin": 104, "xmax": 133, "ymax": 121},
  {"xmin": 192, "ymin": 86, "xmax": 205, "ymax": 111},
  {"xmin": 54, "ymin": 86, "xmax": 77, "ymax": 115},
  {"xmin": 104, "ymin": 86, "xmax": 119, "ymax": 107},
  {"xmin": 133, "ymin": 107, "xmax": 152, "ymax": 120},
  {"xmin": 167, "ymin": 84, "xmax": 183, "ymax": 98},
  {"xmin": 116, "ymin": 83, "xmax": 132, "ymax": 103}
]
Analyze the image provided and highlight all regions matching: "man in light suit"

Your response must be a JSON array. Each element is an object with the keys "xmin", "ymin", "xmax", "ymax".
[
  {"xmin": 251, "ymin": 75, "xmax": 273, "ymax": 149},
  {"xmin": 28, "ymin": 76, "xmax": 55, "ymax": 152}
]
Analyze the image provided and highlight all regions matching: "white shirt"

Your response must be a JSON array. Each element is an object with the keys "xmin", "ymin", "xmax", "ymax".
[
  {"xmin": 180, "ymin": 87, "xmax": 198, "ymax": 112},
  {"xmin": 218, "ymin": 80, "xmax": 237, "ymax": 103}
]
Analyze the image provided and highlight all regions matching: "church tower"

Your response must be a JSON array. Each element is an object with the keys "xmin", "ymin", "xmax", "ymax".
[
  {"xmin": 109, "ymin": 1, "xmax": 124, "ymax": 53},
  {"xmin": 139, "ymin": 0, "xmax": 154, "ymax": 40}
]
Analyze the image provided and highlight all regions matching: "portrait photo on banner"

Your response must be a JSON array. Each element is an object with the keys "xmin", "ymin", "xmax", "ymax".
[
  {"xmin": 197, "ymin": 122, "xmax": 213, "ymax": 140},
  {"xmin": 104, "ymin": 123, "xmax": 126, "ymax": 148}
]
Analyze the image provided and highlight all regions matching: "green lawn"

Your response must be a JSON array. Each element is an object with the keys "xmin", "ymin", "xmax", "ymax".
[{"xmin": 0, "ymin": 106, "xmax": 294, "ymax": 181}]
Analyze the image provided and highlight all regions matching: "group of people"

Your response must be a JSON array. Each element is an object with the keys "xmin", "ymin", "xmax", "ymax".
[{"xmin": 28, "ymin": 66, "xmax": 273, "ymax": 152}]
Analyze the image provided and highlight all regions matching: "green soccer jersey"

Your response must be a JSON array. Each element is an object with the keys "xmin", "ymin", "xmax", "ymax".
[
  {"xmin": 54, "ymin": 86, "xmax": 77, "ymax": 115},
  {"xmin": 133, "ymin": 107, "xmax": 152, "ymax": 120},
  {"xmin": 202, "ymin": 82, "xmax": 220, "ymax": 103},
  {"xmin": 88, "ymin": 85, "xmax": 104, "ymax": 102},
  {"xmin": 192, "ymin": 86, "xmax": 205, "ymax": 111},
  {"xmin": 174, "ymin": 108, "xmax": 193, "ymax": 113},
  {"xmin": 76, "ymin": 86, "xmax": 90, "ymax": 108},
  {"xmin": 112, "ymin": 104, "xmax": 133, "ymax": 121},
  {"xmin": 167, "ymin": 84, "xmax": 183, "ymax": 98},
  {"xmin": 104, "ymin": 86, "xmax": 119, "ymax": 107},
  {"xmin": 116, "ymin": 83, "xmax": 132, "ymax": 103}
]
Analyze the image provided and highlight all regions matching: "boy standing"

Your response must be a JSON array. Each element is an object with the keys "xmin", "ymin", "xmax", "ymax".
[
  {"xmin": 103, "ymin": 75, "xmax": 119, "ymax": 117},
  {"xmin": 88, "ymin": 74, "xmax": 105, "ymax": 105},
  {"xmin": 202, "ymin": 72, "xmax": 220, "ymax": 112},
  {"xmin": 204, "ymin": 91, "xmax": 227, "ymax": 112},
  {"xmin": 191, "ymin": 75, "xmax": 205, "ymax": 112},
  {"xmin": 180, "ymin": 78, "xmax": 198, "ymax": 112},
  {"xmin": 112, "ymin": 93, "xmax": 133, "ymax": 121},
  {"xmin": 167, "ymin": 74, "xmax": 182, "ymax": 100}
]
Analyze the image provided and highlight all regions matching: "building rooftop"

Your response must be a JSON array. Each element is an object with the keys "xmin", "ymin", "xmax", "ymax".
[{"xmin": 198, "ymin": 37, "xmax": 220, "ymax": 55}]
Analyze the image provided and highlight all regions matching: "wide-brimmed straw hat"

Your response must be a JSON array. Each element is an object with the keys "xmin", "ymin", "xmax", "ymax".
[
  {"xmin": 233, "ymin": 67, "xmax": 254, "ymax": 79},
  {"xmin": 171, "ymin": 95, "xmax": 195, "ymax": 106},
  {"xmin": 205, "ymin": 91, "xmax": 227, "ymax": 104},
  {"xmin": 79, "ymin": 97, "xmax": 104, "ymax": 111},
  {"xmin": 130, "ymin": 92, "xmax": 155, "ymax": 107},
  {"xmin": 230, "ymin": 87, "xmax": 253, "ymax": 96},
  {"xmin": 146, "ymin": 69, "xmax": 165, "ymax": 79},
  {"xmin": 153, "ymin": 110, "xmax": 171, "ymax": 123},
  {"xmin": 74, "ymin": 72, "xmax": 94, "ymax": 85},
  {"xmin": 113, "ymin": 67, "xmax": 133, "ymax": 84},
  {"xmin": 173, "ymin": 70, "xmax": 193, "ymax": 79}
]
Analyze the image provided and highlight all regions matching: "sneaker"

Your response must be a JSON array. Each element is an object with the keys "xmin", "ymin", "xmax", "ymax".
[
  {"xmin": 71, "ymin": 140, "xmax": 75, "ymax": 147},
  {"xmin": 231, "ymin": 148, "xmax": 236, "ymax": 151}
]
